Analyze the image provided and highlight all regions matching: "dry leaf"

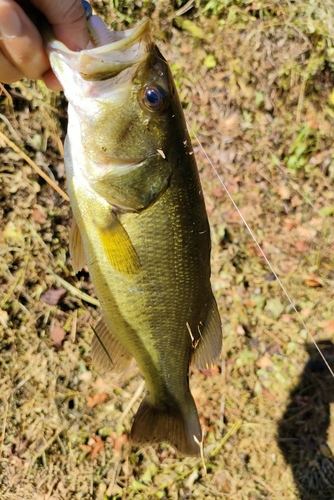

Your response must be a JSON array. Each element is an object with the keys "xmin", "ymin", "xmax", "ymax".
[
  {"xmin": 80, "ymin": 435, "xmax": 105, "ymax": 459},
  {"xmin": 41, "ymin": 288, "xmax": 67, "ymax": 306},
  {"xmin": 113, "ymin": 433, "xmax": 128, "ymax": 452},
  {"xmin": 291, "ymin": 195, "xmax": 302, "ymax": 207},
  {"xmin": 33, "ymin": 205, "xmax": 47, "ymax": 223},
  {"xmin": 305, "ymin": 278, "xmax": 322, "ymax": 287},
  {"xmin": 283, "ymin": 218, "xmax": 294, "ymax": 231},
  {"xmin": 256, "ymin": 353, "xmax": 273, "ymax": 369},
  {"xmin": 86, "ymin": 392, "xmax": 108, "ymax": 408},
  {"xmin": 50, "ymin": 326, "xmax": 66, "ymax": 349},
  {"xmin": 198, "ymin": 365, "xmax": 220, "ymax": 377},
  {"xmin": 322, "ymin": 319, "xmax": 334, "ymax": 335},
  {"xmin": 90, "ymin": 436, "xmax": 104, "ymax": 460},
  {"xmin": 277, "ymin": 185, "xmax": 291, "ymax": 199},
  {"xmin": 295, "ymin": 240, "xmax": 309, "ymax": 252}
]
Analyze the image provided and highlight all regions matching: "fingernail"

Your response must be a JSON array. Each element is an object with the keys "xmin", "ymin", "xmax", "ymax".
[{"xmin": 0, "ymin": 10, "xmax": 21, "ymax": 39}]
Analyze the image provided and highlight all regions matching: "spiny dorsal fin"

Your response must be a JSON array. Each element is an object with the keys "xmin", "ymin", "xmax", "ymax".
[
  {"xmin": 69, "ymin": 218, "xmax": 86, "ymax": 273},
  {"xmin": 95, "ymin": 212, "xmax": 141, "ymax": 275},
  {"xmin": 191, "ymin": 296, "xmax": 222, "ymax": 370},
  {"xmin": 91, "ymin": 316, "xmax": 132, "ymax": 373}
]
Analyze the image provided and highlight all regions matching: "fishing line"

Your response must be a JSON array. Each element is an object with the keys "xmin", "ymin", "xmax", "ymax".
[{"xmin": 190, "ymin": 127, "xmax": 334, "ymax": 378}]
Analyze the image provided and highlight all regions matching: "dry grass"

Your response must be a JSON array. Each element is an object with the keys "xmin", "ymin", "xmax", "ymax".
[{"xmin": 1, "ymin": 0, "xmax": 334, "ymax": 498}]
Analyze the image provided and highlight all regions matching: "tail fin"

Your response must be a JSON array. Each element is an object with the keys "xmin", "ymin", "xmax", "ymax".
[{"xmin": 131, "ymin": 393, "xmax": 202, "ymax": 456}]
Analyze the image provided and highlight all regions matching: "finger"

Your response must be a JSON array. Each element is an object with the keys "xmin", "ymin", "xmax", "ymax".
[
  {"xmin": 43, "ymin": 68, "xmax": 62, "ymax": 91},
  {"xmin": 0, "ymin": 47, "xmax": 24, "ymax": 83},
  {"xmin": 0, "ymin": 0, "xmax": 50, "ymax": 81},
  {"xmin": 31, "ymin": 0, "xmax": 90, "ymax": 50}
]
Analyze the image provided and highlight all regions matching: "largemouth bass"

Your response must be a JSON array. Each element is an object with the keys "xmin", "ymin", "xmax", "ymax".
[{"xmin": 47, "ymin": 3, "xmax": 222, "ymax": 456}]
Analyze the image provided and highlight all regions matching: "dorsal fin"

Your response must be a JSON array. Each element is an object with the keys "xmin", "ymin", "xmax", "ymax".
[
  {"xmin": 191, "ymin": 296, "xmax": 222, "ymax": 370},
  {"xmin": 69, "ymin": 218, "xmax": 86, "ymax": 273},
  {"xmin": 95, "ymin": 212, "xmax": 141, "ymax": 275},
  {"xmin": 91, "ymin": 316, "xmax": 132, "ymax": 373}
]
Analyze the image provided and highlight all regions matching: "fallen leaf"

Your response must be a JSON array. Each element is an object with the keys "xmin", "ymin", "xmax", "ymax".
[
  {"xmin": 291, "ymin": 195, "xmax": 302, "ymax": 207},
  {"xmin": 305, "ymin": 278, "xmax": 322, "ymax": 287},
  {"xmin": 90, "ymin": 435, "xmax": 104, "ymax": 460},
  {"xmin": 33, "ymin": 205, "xmax": 47, "ymax": 223},
  {"xmin": 80, "ymin": 435, "xmax": 105, "ymax": 459},
  {"xmin": 198, "ymin": 365, "xmax": 220, "ymax": 377},
  {"xmin": 50, "ymin": 326, "xmax": 66, "ymax": 349},
  {"xmin": 256, "ymin": 353, "xmax": 273, "ymax": 369},
  {"xmin": 211, "ymin": 470, "xmax": 235, "ymax": 494},
  {"xmin": 41, "ymin": 288, "xmax": 67, "ymax": 306},
  {"xmin": 113, "ymin": 433, "xmax": 128, "ymax": 452},
  {"xmin": 295, "ymin": 240, "xmax": 309, "ymax": 252},
  {"xmin": 277, "ymin": 185, "xmax": 291, "ymax": 199},
  {"xmin": 86, "ymin": 392, "xmax": 108, "ymax": 408},
  {"xmin": 283, "ymin": 218, "xmax": 294, "ymax": 231},
  {"xmin": 322, "ymin": 319, "xmax": 334, "ymax": 335}
]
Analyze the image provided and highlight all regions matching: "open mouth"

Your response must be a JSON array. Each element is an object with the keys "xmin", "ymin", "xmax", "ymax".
[{"xmin": 47, "ymin": 18, "xmax": 152, "ymax": 81}]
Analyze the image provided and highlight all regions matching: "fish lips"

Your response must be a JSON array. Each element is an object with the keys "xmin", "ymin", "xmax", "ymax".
[{"xmin": 47, "ymin": 17, "xmax": 152, "ymax": 82}]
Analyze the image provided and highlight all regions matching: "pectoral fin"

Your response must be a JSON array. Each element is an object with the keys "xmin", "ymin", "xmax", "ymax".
[
  {"xmin": 91, "ymin": 316, "xmax": 132, "ymax": 373},
  {"xmin": 69, "ymin": 218, "xmax": 86, "ymax": 273},
  {"xmin": 96, "ymin": 212, "xmax": 141, "ymax": 275},
  {"xmin": 191, "ymin": 296, "xmax": 222, "ymax": 370}
]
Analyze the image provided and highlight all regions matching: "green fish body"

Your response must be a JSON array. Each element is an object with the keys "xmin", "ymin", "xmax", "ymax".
[{"xmin": 48, "ymin": 12, "xmax": 222, "ymax": 456}]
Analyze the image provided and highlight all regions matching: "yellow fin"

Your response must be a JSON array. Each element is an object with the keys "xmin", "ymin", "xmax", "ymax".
[
  {"xmin": 69, "ymin": 218, "xmax": 86, "ymax": 273},
  {"xmin": 191, "ymin": 296, "xmax": 222, "ymax": 370},
  {"xmin": 91, "ymin": 316, "xmax": 132, "ymax": 373},
  {"xmin": 96, "ymin": 212, "xmax": 140, "ymax": 274}
]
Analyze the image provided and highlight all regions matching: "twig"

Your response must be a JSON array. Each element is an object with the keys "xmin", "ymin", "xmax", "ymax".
[
  {"xmin": 0, "ymin": 130, "xmax": 70, "ymax": 202},
  {"xmin": 210, "ymin": 419, "xmax": 243, "ymax": 458},
  {"xmin": 41, "ymin": 267, "xmax": 100, "ymax": 307},
  {"xmin": 118, "ymin": 379, "xmax": 145, "ymax": 424},
  {"xmin": 27, "ymin": 422, "xmax": 70, "ymax": 475},
  {"xmin": 168, "ymin": 0, "xmax": 195, "ymax": 20},
  {"xmin": 0, "ymin": 113, "xmax": 22, "ymax": 144},
  {"xmin": 0, "ymin": 399, "xmax": 9, "ymax": 457}
]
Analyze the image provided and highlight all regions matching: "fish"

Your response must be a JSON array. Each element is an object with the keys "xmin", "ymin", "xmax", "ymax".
[{"xmin": 46, "ymin": 2, "xmax": 222, "ymax": 456}]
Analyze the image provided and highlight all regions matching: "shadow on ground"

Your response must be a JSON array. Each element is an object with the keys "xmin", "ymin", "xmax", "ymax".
[{"xmin": 278, "ymin": 341, "xmax": 334, "ymax": 500}]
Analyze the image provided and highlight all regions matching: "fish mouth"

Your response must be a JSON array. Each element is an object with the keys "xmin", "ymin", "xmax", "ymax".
[{"xmin": 47, "ymin": 17, "xmax": 152, "ymax": 81}]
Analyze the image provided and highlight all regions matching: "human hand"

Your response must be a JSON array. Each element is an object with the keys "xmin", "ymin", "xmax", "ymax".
[{"xmin": 0, "ymin": 0, "xmax": 90, "ymax": 89}]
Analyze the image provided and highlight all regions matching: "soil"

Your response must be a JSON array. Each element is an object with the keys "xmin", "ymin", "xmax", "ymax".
[{"xmin": 0, "ymin": 1, "xmax": 334, "ymax": 499}]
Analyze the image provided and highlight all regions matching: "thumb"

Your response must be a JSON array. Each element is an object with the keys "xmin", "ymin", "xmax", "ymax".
[{"xmin": 31, "ymin": 0, "xmax": 90, "ymax": 50}]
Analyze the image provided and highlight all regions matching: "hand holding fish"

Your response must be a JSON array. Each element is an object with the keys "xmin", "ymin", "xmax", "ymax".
[{"xmin": 0, "ymin": 0, "xmax": 89, "ymax": 88}]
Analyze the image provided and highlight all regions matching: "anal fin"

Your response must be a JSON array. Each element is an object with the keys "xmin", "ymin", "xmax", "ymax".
[
  {"xmin": 91, "ymin": 316, "xmax": 132, "ymax": 373},
  {"xmin": 69, "ymin": 218, "xmax": 86, "ymax": 273},
  {"xmin": 192, "ymin": 295, "xmax": 222, "ymax": 370}
]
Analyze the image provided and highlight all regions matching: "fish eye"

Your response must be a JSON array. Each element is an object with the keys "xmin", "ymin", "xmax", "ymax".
[{"xmin": 142, "ymin": 86, "xmax": 167, "ymax": 111}]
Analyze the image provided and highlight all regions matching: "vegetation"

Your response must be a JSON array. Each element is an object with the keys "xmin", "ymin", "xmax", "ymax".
[{"xmin": 0, "ymin": 0, "xmax": 334, "ymax": 498}]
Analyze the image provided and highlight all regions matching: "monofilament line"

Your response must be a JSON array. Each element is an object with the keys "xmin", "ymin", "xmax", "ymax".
[{"xmin": 190, "ymin": 127, "xmax": 334, "ymax": 378}]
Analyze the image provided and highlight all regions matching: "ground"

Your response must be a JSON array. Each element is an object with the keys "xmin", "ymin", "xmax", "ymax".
[{"xmin": 0, "ymin": 0, "xmax": 334, "ymax": 498}]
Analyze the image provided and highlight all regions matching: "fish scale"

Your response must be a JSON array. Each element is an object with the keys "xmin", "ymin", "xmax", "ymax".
[{"xmin": 46, "ymin": 5, "xmax": 222, "ymax": 456}]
